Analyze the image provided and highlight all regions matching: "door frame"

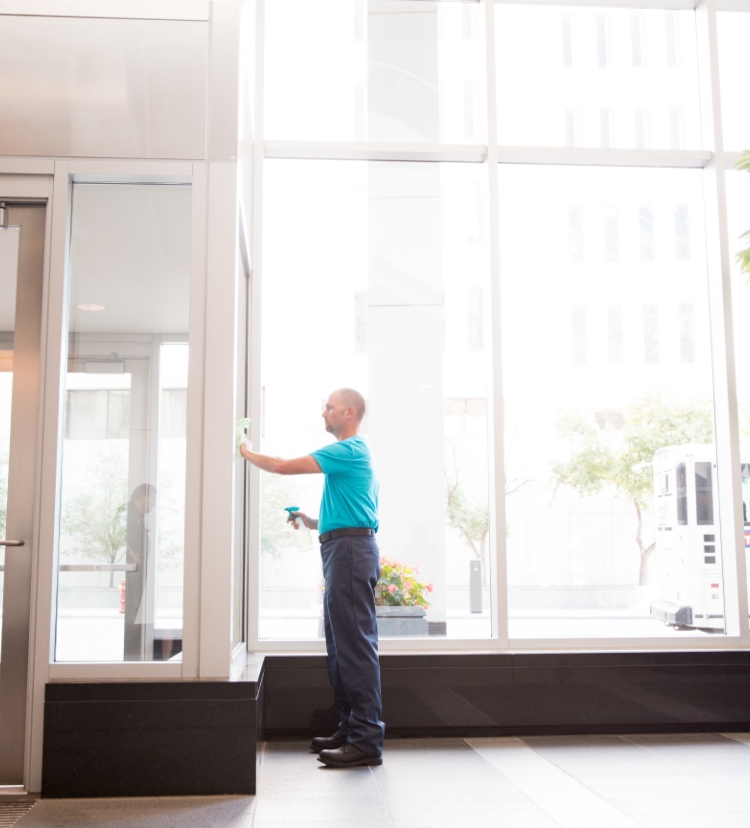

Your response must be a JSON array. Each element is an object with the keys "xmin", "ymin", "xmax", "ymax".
[{"xmin": 0, "ymin": 170, "xmax": 53, "ymax": 793}]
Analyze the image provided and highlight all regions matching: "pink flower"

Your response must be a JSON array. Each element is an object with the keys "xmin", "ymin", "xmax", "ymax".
[
  {"xmin": 426, "ymin": 583, "xmax": 434, "ymax": 593},
  {"xmin": 404, "ymin": 582, "xmax": 412, "ymax": 591},
  {"xmin": 387, "ymin": 584, "xmax": 397, "ymax": 593},
  {"xmin": 415, "ymin": 565, "xmax": 420, "ymax": 575}
]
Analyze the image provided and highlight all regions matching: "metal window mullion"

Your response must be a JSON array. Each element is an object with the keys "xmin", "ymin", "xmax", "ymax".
[
  {"xmin": 246, "ymin": 0, "xmax": 266, "ymax": 654},
  {"xmin": 696, "ymin": 0, "xmax": 749, "ymax": 644},
  {"xmin": 483, "ymin": 0, "xmax": 508, "ymax": 649}
]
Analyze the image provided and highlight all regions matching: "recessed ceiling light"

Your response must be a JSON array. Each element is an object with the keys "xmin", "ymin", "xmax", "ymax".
[{"xmin": 78, "ymin": 304, "xmax": 106, "ymax": 311}]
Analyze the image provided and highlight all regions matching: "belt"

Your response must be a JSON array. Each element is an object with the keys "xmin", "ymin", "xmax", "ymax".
[{"xmin": 319, "ymin": 527, "xmax": 375, "ymax": 544}]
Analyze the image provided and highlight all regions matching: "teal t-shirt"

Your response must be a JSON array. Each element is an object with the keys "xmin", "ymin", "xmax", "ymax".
[{"xmin": 310, "ymin": 436, "xmax": 379, "ymax": 535}]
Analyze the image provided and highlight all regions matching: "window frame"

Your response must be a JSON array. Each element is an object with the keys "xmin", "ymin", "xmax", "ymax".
[{"xmin": 247, "ymin": 0, "xmax": 750, "ymax": 653}]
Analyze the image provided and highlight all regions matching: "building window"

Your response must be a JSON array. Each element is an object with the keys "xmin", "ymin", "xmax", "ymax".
[
  {"xmin": 607, "ymin": 305, "xmax": 623, "ymax": 364},
  {"xmin": 354, "ymin": 0, "xmax": 365, "ymax": 43},
  {"xmin": 639, "ymin": 205, "xmax": 654, "ymax": 261},
  {"xmin": 462, "ymin": 4, "xmax": 474, "ymax": 39},
  {"xmin": 675, "ymin": 203, "xmax": 690, "ymax": 260},
  {"xmin": 665, "ymin": 12, "xmax": 680, "ymax": 66},
  {"xmin": 568, "ymin": 206, "xmax": 583, "ymax": 263},
  {"xmin": 572, "ymin": 305, "xmax": 587, "ymax": 364},
  {"xmin": 65, "ymin": 389, "xmax": 130, "ymax": 440},
  {"xmin": 467, "ymin": 287, "xmax": 484, "ymax": 352},
  {"xmin": 670, "ymin": 107, "xmax": 683, "ymax": 149},
  {"xmin": 643, "ymin": 304, "xmax": 659, "ymax": 363},
  {"xmin": 562, "ymin": 15, "xmax": 575, "ymax": 69},
  {"xmin": 354, "ymin": 82, "xmax": 367, "ymax": 141},
  {"xmin": 354, "ymin": 290, "xmax": 368, "ymax": 353},
  {"xmin": 463, "ymin": 80, "xmax": 478, "ymax": 141},
  {"xmin": 600, "ymin": 109, "xmax": 613, "ymax": 148},
  {"xmin": 634, "ymin": 107, "xmax": 649, "ymax": 148},
  {"xmin": 565, "ymin": 109, "xmax": 579, "ymax": 147},
  {"xmin": 679, "ymin": 304, "xmax": 696, "ymax": 363},
  {"xmin": 596, "ymin": 15, "xmax": 609, "ymax": 68},
  {"xmin": 604, "ymin": 206, "xmax": 619, "ymax": 262},
  {"xmin": 631, "ymin": 13, "xmax": 645, "ymax": 67}
]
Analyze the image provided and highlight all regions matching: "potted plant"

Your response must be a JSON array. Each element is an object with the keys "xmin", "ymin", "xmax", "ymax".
[{"xmin": 374, "ymin": 557, "xmax": 433, "ymax": 637}]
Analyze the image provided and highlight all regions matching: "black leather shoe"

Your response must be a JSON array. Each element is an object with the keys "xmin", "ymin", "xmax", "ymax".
[
  {"xmin": 318, "ymin": 743, "xmax": 383, "ymax": 767},
  {"xmin": 310, "ymin": 732, "xmax": 347, "ymax": 753}
]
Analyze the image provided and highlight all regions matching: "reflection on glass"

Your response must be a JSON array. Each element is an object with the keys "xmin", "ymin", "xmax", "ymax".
[
  {"xmin": 265, "ymin": 0, "xmax": 485, "ymax": 143},
  {"xmin": 726, "ymin": 171, "xmax": 750, "ymax": 626},
  {"xmin": 55, "ymin": 184, "xmax": 191, "ymax": 662},
  {"xmin": 261, "ymin": 159, "xmax": 491, "ymax": 639},
  {"xmin": 495, "ymin": 6, "xmax": 701, "ymax": 150},
  {"xmin": 499, "ymin": 165, "xmax": 722, "ymax": 638},
  {"xmin": 718, "ymin": 12, "xmax": 750, "ymax": 152},
  {"xmin": 0, "ymin": 225, "xmax": 19, "ymax": 659}
]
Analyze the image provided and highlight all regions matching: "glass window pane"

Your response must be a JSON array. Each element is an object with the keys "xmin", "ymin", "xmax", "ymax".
[
  {"xmin": 495, "ymin": 6, "xmax": 701, "ymax": 150},
  {"xmin": 499, "ymin": 165, "xmax": 724, "ymax": 638},
  {"xmin": 0, "ymin": 226, "xmax": 19, "ymax": 658},
  {"xmin": 55, "ymin": 183, "xmax": 191, "ymax": 662},
  {"xmin": 727, "ymin": 169, "xmax": 750, "ymax": 633},
  {"xmin": 264, "ymin": 0, "xmax": 485, "ymax": 143},
  {"xmin": 718, "ymin": 12, "xmax": 750, "ymax": 153},
  {"xmin": 261, "ymin": 158, "xmax": 491, "ymax": 640}
]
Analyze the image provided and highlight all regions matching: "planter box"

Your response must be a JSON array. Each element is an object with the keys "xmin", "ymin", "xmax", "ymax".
[{"xmin": 376, "ymin": 605, "xmax": 428, "ymax": 637}]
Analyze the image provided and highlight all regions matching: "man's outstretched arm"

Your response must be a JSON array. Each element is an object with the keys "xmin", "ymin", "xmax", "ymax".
[{"xmin": 239, "ymin": 441, "xmax": 322, "ymax": 475}]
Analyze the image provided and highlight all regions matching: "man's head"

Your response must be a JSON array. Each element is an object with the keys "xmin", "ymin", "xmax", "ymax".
[
  {"xmin": 131, "ymin": 482, "xmax": 156, "ymax": 513},
  {"xmin": 323, "ymin": 388, "xmax": 366, "ymax": 439}
]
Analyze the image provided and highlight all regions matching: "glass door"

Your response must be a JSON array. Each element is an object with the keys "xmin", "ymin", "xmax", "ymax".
[{"xmin": 0, "ymin": 200, "xmax": 45, "ymax": 786}]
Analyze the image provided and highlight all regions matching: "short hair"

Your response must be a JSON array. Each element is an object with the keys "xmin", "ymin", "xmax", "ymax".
[
  {"xmin": 131, "ymin": 483, "xmax": 156, "ymax": 501},
  {"xmin": 335, "ymin": 388, "xmax": 366, "ymax": 422}
]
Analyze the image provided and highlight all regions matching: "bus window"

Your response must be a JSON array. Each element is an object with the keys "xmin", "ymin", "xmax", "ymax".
[
  {"xmin": 695, "ymin": 462, "xmax": 714, "ymax": 526},
  {"xmin": 741, "ymin": 464, "xmax": 750, "ymax": 525},
  {"xmin": 676, "ymin": 463, "xmax": 687, "ymax": 525},
  {"xmin": 658, "ymin": 473, "xmax": 669, "ymax": 495}
]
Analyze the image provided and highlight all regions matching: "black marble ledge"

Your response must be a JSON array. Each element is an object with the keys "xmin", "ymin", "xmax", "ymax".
[
  {"xmin": 42, "ymin": 660, "xmax": 265, "ymax": 798},
  {"xmin": 262, "ymin": 650, "xmax": 750, "ymax": 737}
]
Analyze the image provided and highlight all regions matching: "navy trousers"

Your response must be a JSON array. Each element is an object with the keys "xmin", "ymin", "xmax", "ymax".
[{"xmin": 321, "ymin": 534, "xmax": 385, "ymax": 756}]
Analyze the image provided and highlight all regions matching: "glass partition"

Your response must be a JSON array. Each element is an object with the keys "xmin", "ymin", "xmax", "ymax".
[
  {"xmin": 498, "ymin": 165, "xmax": 721, "ymax": 639},
  {"xmin": 260, "ymin": 158, "xmax": 491, "ymax": 640},
  {"xmin": 55, "ymin": 183, "xmax": 191, "ymax": 662},
  {"xmin": 0, "ymin": 225, "xmax": 19, "ymax": 658},
  {"xmin": 265, "ymin": 0, "xmax": 485, "ymax": 143}
]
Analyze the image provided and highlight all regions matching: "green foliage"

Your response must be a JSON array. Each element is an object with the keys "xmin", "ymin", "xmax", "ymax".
[
  {"xmin": 552, "ymin": 394, "xmax": 714, "ymax": 584},
  {"xmin": 552, "ymin": 393, "xmax": 713, "ymax": 510},
  {"xmin": 375, "ymin": 557, "xmax": 433, "ymax": 608},
  {"xmin": 260, "ymin": 471, "xmax": 306, "ymax": 558},
  {"xmin": 61, "ymin": 444, "xmax": 128, "ymax": 568},
  {"xmin": 735, "ymin": 151, "xmax": 750, "ymax": 280},
  {"xmin": 446, "ymin": 482, "xmax": 489, "ymax": 558}
]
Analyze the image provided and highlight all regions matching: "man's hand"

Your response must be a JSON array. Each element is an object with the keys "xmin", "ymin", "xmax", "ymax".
[{"xmin": 287, "ymin": 511, "xmax": 318, "ymax": 531}]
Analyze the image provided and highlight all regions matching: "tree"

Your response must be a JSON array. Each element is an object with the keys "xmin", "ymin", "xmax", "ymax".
[
  {"xmin": 550, "ymin": 392, "xmax": 713, "ymax": 585},
  {"xmin": 445, "ymin": 434, "xmax": 535, "ymax": 585},
  {"xmin": 260, "ymin": 470, "xmax": 307, "ymax": 558},
  {"xmin": 61, "ymin": 445, "xmax": 129, "ymax": 587}
]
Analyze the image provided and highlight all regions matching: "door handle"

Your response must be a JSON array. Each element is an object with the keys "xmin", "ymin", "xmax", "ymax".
[{"xmin": 0, "ymin": 540, "xmax": 25, "ymax": 547}]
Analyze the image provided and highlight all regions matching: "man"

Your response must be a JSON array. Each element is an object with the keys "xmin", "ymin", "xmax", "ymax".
[{"xmin": 240, "ymin": 388, "xmax": 384, "ymax": 767}]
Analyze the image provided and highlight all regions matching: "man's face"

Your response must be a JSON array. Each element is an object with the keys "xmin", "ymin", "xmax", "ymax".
[{"xmin": 322, "ymin": 394, "xmax": 349, "ymax": 435}]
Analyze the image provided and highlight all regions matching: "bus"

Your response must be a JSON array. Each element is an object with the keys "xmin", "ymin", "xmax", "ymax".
[{"xmin": 650, "ymin": 445, "xmax": 726, "ymax": 632}]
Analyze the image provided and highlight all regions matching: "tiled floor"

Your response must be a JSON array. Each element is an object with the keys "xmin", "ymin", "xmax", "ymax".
[{"xmin": 16, "ymin": 734, "xmax": 750, "ymax": 828}]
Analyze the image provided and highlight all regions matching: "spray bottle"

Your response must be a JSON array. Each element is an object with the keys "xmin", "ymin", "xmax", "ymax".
[{"xmin": 284, "ymin": 506, "xmax": 313, "ymax": 552}]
